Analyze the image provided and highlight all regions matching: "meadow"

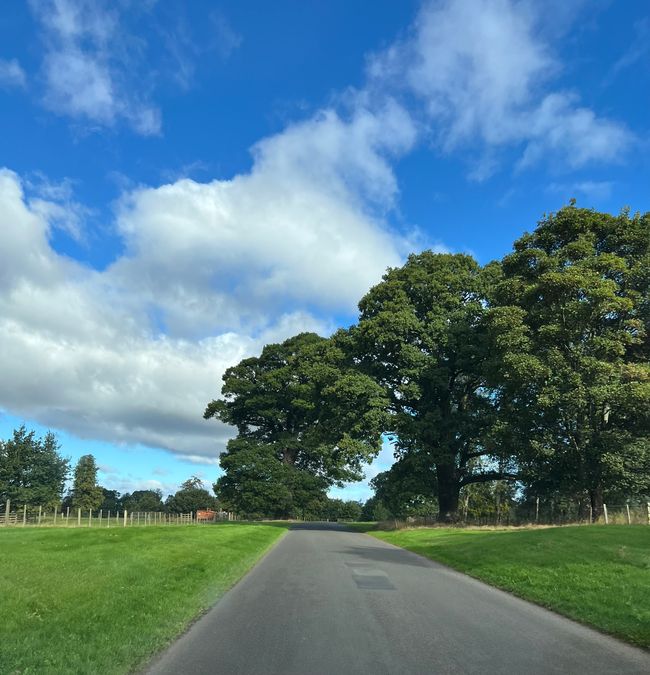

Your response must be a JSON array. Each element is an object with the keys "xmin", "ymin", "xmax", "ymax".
[
  {"xmin": 359, "ymin": 524, "xmax": 650, "ymax": 648},
  {"xmin": 0, "ymin": 523, "xmax": 287, "ymax": 674}
]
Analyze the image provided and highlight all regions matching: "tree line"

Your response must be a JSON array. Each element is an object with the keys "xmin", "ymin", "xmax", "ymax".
[
  {"xmin": 206, "ymin": 205, "xmax": 649, "ymax": 522},
  {"xmin": 0, "ymin": 428, "xmax": 219, "ymax": 514}
]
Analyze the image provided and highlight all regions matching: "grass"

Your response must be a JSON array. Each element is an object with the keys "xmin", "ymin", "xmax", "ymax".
[
  {"xmin": 0, "ymin": 523, "xmax": 287, "ymax": 674},
  {"xmin": 359, "ymin": 524, "xmax": 650, "ymax": 648}
]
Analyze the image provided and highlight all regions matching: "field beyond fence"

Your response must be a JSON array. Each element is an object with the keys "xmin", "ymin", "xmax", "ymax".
[{"xmin": 0, "ymin": 500, "xmax": 239, "ymax": 527}]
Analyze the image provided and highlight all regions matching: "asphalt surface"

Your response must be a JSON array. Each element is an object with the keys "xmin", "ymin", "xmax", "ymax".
[{"xmin": 146, "ymin": 523, "xmax": 649, "ymax": 675}]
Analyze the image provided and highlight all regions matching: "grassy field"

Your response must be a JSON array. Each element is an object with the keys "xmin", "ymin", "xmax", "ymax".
[
  {"xmin": 358, "ymin": 524, "xmax": 650, "ymax": 648},
  {"xmin": 0, "ymin": 523, "xmax": 287, "ymax": 674}
]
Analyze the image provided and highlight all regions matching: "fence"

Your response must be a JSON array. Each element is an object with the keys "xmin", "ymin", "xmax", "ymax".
[
  {"xmin": 0, "ymin": 500, "xmax": 238, "ymax": 528},
  {"xmin": 381, "ymin": 500, "xmax": 650, "ymax": 529}
]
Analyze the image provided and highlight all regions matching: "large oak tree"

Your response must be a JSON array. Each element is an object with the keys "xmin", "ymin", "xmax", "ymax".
[{"xmin": 353, "ymin": 252, "xmax": 518, "ymax": 521}]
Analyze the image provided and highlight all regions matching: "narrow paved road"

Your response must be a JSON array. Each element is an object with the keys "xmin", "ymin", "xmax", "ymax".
[{"xmin": 147, "ymin": 523, "xmax": 649, "ymax": 675}]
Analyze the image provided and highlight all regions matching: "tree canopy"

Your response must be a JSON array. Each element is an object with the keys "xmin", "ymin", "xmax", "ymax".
[
  {"xmin": 495, "ymin": 206, "xmax": 650, "ymax": 518},
  {"xmin": 0, "ymin": 426, "xmax": 69, "ymax": 508}
]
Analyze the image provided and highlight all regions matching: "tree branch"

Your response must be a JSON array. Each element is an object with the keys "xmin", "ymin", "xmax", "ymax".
[{"xmin": 460, "ymin": 471, "xmax": 518, "ymax": 487}]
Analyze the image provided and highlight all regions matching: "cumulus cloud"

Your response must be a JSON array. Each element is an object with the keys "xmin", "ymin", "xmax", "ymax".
[
  {"xmin": 0, "ymin": 58, "xmax": 26, "ymax": 89},
  {"xmin": 30, "ymin": 0, "xmax": 161, "ymax": 134},
  {"xmin": 369, "ymin": 0, "xmax": 631, "ymax": 177},
  {"xmin": 0, "ymin": 99, "xmax": 413, "ymax": 462}
]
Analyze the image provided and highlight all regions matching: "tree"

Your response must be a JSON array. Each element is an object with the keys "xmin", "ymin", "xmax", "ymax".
[
  {"xmin": 0, "ymin": 426, "xmax": 69, "ymax": 508},
  {"xmin": 98, "ymin": 488, "xmax": 123, "ymax": 512},
  {"xmin": 205, "ymin": 332, "xmax": 389, "ymax": 485},
  {"xmin": 180, "ymin": 476, "xmax": 204, "ymax": 490},
  {"xmin": 122, "ymin": 489, "xmax": 164, "ymax": 512},
  {"xmin": 371, "ymin": 453, "xmax": 438, "ymax": 519},
  {"xmin": 496, "ymin": 206, "xmax": 650, "ymax": 519},
  {"xmin": 353, "ymin": 252, "xmax": 518, "ymax": 521},
  {"xmin": 71, "ymin": 455, "xmax": 103, "ymax": 511},
  {"xmin": 205, "ymin": 331, "xmax": 389, "ymax": 518},
  {"xmin": 166, "ymin": 481, "xmax": 219, "ymax": 514},
  {"xmin": 213, "ymin": 439, "xmax": 327, "ymax": 518}
]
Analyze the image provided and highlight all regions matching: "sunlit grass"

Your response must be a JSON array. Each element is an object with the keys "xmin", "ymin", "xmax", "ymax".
[
  {"xmin": 363, "ymin": 524, "xmax": 650, "ymax": 648},
  {"xmin": 0, "ymin": 523, "xmax": 287, "ymax": 674}
]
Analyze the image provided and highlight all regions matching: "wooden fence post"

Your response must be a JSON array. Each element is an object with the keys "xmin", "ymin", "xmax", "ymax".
[
  {"xmin": 38, "ymin": 505, "xmax": 42, "ymax": 526},
  {"xmin": 626, "ymin": 503, "xmax": 631, "ymax": 525},
  {"xmin": 23, "ymin": 504, "xmax": 27, "ymax": 526},
  {"xmin": 66, "ymin": 506, "xmax": 70, "ymax": 526},
  {"xmin": 77, "ymin": 508, "xmax": 81, "ymax": 527},
  {"xmin": 54, "ymin": 506, "xmax": 58, "ymax": 525},
  {"xmin": 603, "ymin": 503, "xmax": 609, "ymax": 525},
  {"xmin": 107, "ymin": 510, "xmax": 111, "ymax": 528},
  {"xmin": 4, "ymin": 499, "xmax": 10, "ymax": 526},
  {"xmin": 88, "ymin": 510, "xmax": 92, "ymax": 527},
  {"xmin": 123, "ymin": 509, "xmax": 127, "ymax": 527},
  {"xmin": 647, "ymin": 502, "xmax": 650, "ymax": 525},
  {"xmin": 535, "ymin": 496, "xmax": 539, "ymax": 523},
  {"xmin": 589, "ymin": 505, "xmax": 592, "ymax": 524},
  {"xmin": 99, "ymin": 509, "xmax": 102, "ymax": 526}
]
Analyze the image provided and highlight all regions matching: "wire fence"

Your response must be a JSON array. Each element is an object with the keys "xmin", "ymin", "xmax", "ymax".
[
  {"xmin": 0, "ymin": 501, "xmax": 238, "ymax": 528},
  {"xmin": 381, "ymin": 500, "xmax": 650, "ymax": 529}
]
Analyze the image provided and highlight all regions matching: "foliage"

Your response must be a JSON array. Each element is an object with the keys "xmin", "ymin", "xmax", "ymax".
[
  {"xmin": 213, "ymin": 438, "xmax": 327, "ymax": 518},
  {"xmin": 98, "ymin": 488, "xmax": 123, "ymax": 512},
  {"xmin": 361, "ymin": 496, "xmax": 392, "ymax": 522},
  {"xmin": 0, "ymin": 426, "xmax": 69, "ymax": 508},
  {"xmin": 495, "ymin": 206, "xmax": 650, "ymax": 518},
  {"xmin": 166, "ymin": 483, "xmax": 219, "ymax": 514},
  {"xmin": 0, "ymin": 523, "xmax": 287, "ymax": 673},
  {"xmin": 205, "ymin": 331, "xmax": 389, "ymax": 485},
  {"xmin": 122, "ymin": 489, "xmax": 164, "ymax": 512},
  {"xmin": 353, "ymin": 252, "xmax": 518, "ymax": 521},
  {"xmin": 70, "ymin": 454, "xmax": 103, "ymax": 511},
  {"xmin": 370, "ymin": 453, "xmax": 438, "ymax": 519}
]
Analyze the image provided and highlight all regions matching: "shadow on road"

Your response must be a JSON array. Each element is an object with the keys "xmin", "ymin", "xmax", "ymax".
[
  {"xmin": 335, "ymin": 545, "xmax": 433, "ymax": 568},
  {"xmin": 290, "ymin": 521, "xmax": 352, "ymax": 531}
]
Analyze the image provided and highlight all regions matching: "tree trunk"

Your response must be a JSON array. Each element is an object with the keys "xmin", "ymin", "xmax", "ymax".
[
  {"xmin": 589, "ymin": 486, "xmax": 604, "ymax": 522},
  {"xmin": 436, "ymin": 463, "xmax": 460, "ymax": 523}
]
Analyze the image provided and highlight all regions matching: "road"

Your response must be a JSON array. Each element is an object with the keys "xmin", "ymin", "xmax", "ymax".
[{"xmin": 146, "ymin": 523, "xmax": 649, "ymax": 675}]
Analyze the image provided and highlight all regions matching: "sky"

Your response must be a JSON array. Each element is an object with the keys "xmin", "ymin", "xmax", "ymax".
[{"xmin": 0, "ymin": 0, "xmax": 648, "ymax": 501}]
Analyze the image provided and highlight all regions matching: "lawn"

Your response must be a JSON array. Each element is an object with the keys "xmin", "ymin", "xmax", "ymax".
[
  {"xmin": 362, "ymin": 524, "xmax": 650, "ymax": 648},
  {"xmin": 0, "ymin": 523, "xmax": 287, "ymax": 674}
]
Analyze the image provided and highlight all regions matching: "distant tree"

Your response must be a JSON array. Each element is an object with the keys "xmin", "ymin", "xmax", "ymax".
[
  {"xmin": 361, "ymin": 496, "xmax": 391, "ymax": 522},
  {"xmin": 326, "ymin": 499, "xmax": 362, "ymax": 521},
  {"xmin": 0, "ymin": 426, "xmax": 69, "ymax": 508},
  {"xmin": 371, "ymin": 454, "xmax": 438, "ymax": 519},
  {"xmin": 98, "ymin": 488, "xmax": 123, "ymax": 512},
  {"xmin": 180, "ymin": 476, "xmax": 204, "ymax": 490},
  {"xmin": 71, "ymin": 455, "xmax": 103, "ymax": 511},
  {"xmin": 122, "ymin": 489, "xmax": 164, "ymax": 512},
  {"xmin": 213, "ymin": 439, "xmax": 326, "ymax": 518},
  {"xmin": 166, "ymin": 482, "xmax": 219, "ymax": 514}
]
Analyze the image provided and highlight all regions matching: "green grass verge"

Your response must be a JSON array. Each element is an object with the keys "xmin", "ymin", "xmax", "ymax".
[
  {"xmin": 0, "ymin": 523, "xmax": 287, "ymax": 674},
  {"xmin": 363, "ymin": 524, "xmax": 650, "ymax": 648}
]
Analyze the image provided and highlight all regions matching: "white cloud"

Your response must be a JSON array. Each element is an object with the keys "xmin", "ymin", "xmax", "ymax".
[
  {"xmin": 0, "ymin": 58, "xmax": 26, "ymax": 89},
  {"xmin": 111, "ymin": 102, "xmax": 415, "ymax": 337},
  {"xmin": 369, "ymin": 0, "xmax": 631, "ymax": 177},
  {"xmin": 0, "ymin": 99, "xmax": 413, "ymax": 461},
  {"xmin": 30, "ymin": 0, "xmax": 161, "ymax": 134}
]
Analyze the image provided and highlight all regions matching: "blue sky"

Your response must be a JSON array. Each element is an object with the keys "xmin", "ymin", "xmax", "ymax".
[{"xmin": 0, "ymin": 0, "xmax": 648, "ymax": 501}]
